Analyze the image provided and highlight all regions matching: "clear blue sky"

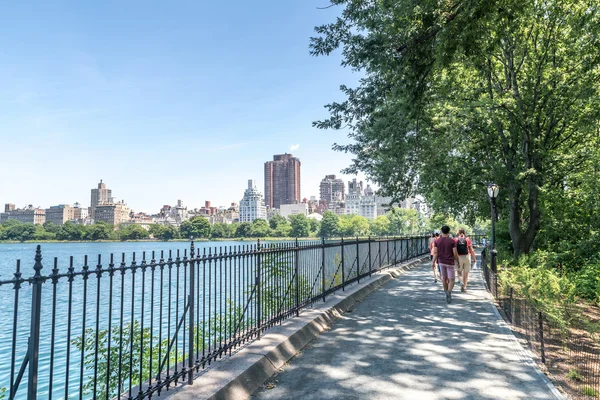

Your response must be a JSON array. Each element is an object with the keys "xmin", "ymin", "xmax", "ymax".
[{"xmin": 0, "ymin": 1, "xmax": 367, "ymax": 213}]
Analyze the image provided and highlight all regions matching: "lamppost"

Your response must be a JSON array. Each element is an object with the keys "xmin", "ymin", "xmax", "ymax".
[{"xmin": 487, "ymin": 183, "xmax": 499, "ymax": 272}]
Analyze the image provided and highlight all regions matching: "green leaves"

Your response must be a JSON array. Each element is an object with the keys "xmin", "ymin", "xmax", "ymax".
[{"xmin": 312, "ymin": 0, "xmax": 600, "ymax": 256}]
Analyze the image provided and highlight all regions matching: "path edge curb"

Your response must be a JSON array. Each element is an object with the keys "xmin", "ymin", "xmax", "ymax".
[{"xmin": 161, "ymin": 255, "xmax": 429, "ymax": 400}]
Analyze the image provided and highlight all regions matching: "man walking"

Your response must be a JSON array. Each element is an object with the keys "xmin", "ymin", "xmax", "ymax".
[
  {"xmin": 455, "ymin": 228, "xmax": 477, "ymax": 292},
  {"xmin": 429, "ymin": 233, "xmax": 439, "ymax": 282},
  {"xmin": 432, "ymin": 226, "xmax": 459, "ymax": 303}
]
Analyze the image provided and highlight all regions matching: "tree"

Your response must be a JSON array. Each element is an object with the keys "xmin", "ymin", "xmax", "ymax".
[
  {"xmin": 210, "ymin": 222, "xmax": 235, "ymax": 239},
  {"xmin": 288, "ymin": 214, "xmax": 310, "ymax": 238},
  {"xmin": 370, "ymin": 215, "xmax": 390, "ymax": 237},
  {"xmin": 3, "ymin": 222, "xmax": 36, "ymax": 241},
  {"xmin": 308, "ymin": 218, "xmax": 320, "ymax": 236},
  {"xmin": 43, "ymin": 221, "xmax": 61, "ymax": 234},
  {"xmin": 268, "ymin": 214, "xmax": 287, "ymax": 230},
  {"xmin": 250, "ymin": 219, "xmax": 271, "ymax": 238},
  {"xmin": 85, "ymin": 222, "xmax": 113, "ymax": 240},
  {"xmin": 319, "ymin": 211, "xmax": 339, "ymax": 238},
  {"xmin": 312, "ymin": 0, "xmax": 600, "ymax": 256},
  {"xmin": 149, "ymin": 224, "xmax": 178, "ymax": 240},
  {"xmin": 179, "ymin": 216, "xmax": 211, "ymax": 239},
  {"xmin": 338, "ymin": 215, "xmax": 370, "ymax": 237},
  {"xmin": 235, "ymin": 222, "xmax": 252, "ymax": 238},
  {"xmin": 273, "ymin": 223, "xmax": 292, "ymax": 237},
  {"xmin": 119, "ymin": 224, "xmax": 149, "ymax": 241},
  {"xmin": 56, "ymin": 221, "xmax": 85, "ymax": 241}
]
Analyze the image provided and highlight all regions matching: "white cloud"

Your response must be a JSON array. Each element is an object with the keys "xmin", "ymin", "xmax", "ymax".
[{"xmin": 290, "ymin": 144, "xmax": 300, "ymax": 151}]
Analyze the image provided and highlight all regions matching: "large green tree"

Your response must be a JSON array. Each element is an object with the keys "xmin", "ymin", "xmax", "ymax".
[
  {"xmin": 319, "ymin": 211, "xmax": 340, "ymax": 238},
  {"xmin": 289, "ymin": 214, "xmax": 311, "ymax": 238},
  {"xmin": 312, "ymin": 0, "xmax": 600, "ymax": 256},
  {"xmin": 179, "ymin": 216, "xmax": 211, "ymax": 239}
]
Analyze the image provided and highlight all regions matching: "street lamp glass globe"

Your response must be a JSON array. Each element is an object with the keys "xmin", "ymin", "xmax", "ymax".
[{"xmin": 487, "ymin": 183, "xmax": 499, "ymax": 199}]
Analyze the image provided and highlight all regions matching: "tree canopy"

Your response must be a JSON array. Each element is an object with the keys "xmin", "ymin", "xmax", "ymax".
[{"xmin": 311, "ymin": 0, "xmax": 600, "ymax": 256}]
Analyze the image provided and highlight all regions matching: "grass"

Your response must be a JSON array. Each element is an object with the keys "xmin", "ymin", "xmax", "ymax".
[
  {"xmin": 581, "ymin": 386, "xmax": 599, "ymax": 397},
  {"xmin": 567, "ymin": 369, "xmax": 584, "ymax": 381}
]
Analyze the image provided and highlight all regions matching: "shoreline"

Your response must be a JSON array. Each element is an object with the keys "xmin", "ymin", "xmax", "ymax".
[{"xmin": 0, "ymin": 237, "xmax": 320, "ymax": 245}]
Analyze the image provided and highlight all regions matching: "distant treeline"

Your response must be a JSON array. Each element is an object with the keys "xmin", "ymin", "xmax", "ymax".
[{"xmin": 0, "ymin": 208, "xmax": 488, "ymax": 242}]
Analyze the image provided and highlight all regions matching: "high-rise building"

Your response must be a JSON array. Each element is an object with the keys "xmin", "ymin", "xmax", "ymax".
[
  {"xmin": 239, "ymin": 180, "xmax": 267, "ymax": 223},
  {"xmin": 319, "ymin": 175, "xmax": 345, "ymax": 206},
  {"xmin": 264, "ymin": 153, "xmax": 301, "ymax": 209},
  {"xmin": 348, "ymin": 178, "xmax": 364, "ymax": 196},
  {"xmin": 90, "ymin": 180, "xmax": 112, "ymax": 220}
]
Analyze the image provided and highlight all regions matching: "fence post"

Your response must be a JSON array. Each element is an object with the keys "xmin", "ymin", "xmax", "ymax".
[
  {"xmin": 384, "ymin": 239, "xmax": 388, "ymax": 267},
  {"xmin": 368, "ymin": 236, "xmax": 372, "ymax": 277},
  {"xmin": 538, "ymin": 311, "xmax": 546, "ymax": 364},
  {"xmin": 27, "ymin": 246, "xmax": 44, "ymax": 400},
  {"xmin": 321, "ymin": 237, "xmax": 326, "ymax": 301},
  {"xmin": 188, "ymin": 240, "xmax": 195, "ymax": 384},
  {"xmin": 257, "ymin": 240, "xmax": 262, "ymax": 339},
  {"xmin": 509, "ymin": 287, "xmax": 514, "ymax": 323},
  {"xmin": 379, "ymin": 239, "xmax": 382, "ymax": 270},
  {"xmin": 341, "ymin": 237, "xmax": 345, "ymax": 291},
  {"xmin": 356, "ymin": 237, "xmax": 360, "ymax": 283},
  {"xmin": 295, "ymin": 238, "xmax": 300, "ymax": 316},
  {"xmin": 394, "ymin": 237, "xmax": 397, "ymax": 265}
]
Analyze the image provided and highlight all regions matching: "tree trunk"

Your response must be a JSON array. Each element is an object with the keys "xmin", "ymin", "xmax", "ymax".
[{"xmin": 508, "ymin": 179, "xmax": 542, "ymax": 258}]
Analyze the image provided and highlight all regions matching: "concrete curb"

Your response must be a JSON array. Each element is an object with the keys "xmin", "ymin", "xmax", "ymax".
[{"xmin": 161, "ymin": 256, "xmax": 428, "ymax": 400}]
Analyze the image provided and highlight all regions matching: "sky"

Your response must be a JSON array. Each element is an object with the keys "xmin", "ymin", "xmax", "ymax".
[{"xmin": 0, "ymin": 1, "xmax": 369, "ymax": 213}]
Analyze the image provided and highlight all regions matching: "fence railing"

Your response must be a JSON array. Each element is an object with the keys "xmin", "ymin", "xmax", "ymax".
[
  {"xmin": 481, "ymin": 248, "xmax": 600, "ymax": 399},
  {"xmin": 0, "ymin": 235, "xmax": 431, "ymax": 400}
]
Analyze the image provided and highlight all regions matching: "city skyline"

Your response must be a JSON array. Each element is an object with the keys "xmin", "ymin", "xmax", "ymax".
[{"xmin": 0, "ymin": 1, "xmax": 368, "ymax": 212}]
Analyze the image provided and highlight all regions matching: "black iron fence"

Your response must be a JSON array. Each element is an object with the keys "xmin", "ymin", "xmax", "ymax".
[
  {"xmin": 0, "ymin": 236, "xmax": 430, "ymax": 400},
  {"xmin": 481, "ymin": 249, "xmax": 600, "ymax": 399}
]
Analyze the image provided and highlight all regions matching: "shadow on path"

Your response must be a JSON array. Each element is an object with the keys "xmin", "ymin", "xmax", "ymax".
[{"xmin": 252, "ymin": 261, "xmax": 559, "ymax": 400}]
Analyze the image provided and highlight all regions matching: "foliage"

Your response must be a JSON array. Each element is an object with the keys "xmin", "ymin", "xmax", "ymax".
[
  {"xmin": 259, "ymin": 251, "xmax": 311, "ymax": 318},
  {"xmin": 319, "ymin": 211, "xmax": 340, "ymax": 238},
  {"xmin": 72, "ymin": 321, "xmax": 171, "ymax": 400},
  {"xmin": 149, "ymin": 224, "xmax": 178, "ymax": 240},
  {"xmin": 288, "ymin": 214, "xmax": 311, "ymax": 238},
  {"xmin": 209, "ymin": 222, "xmax": 236, "ymax": 239},
  {"xmin": 581, "ymin": 386, "xmax": 599, "ymax": 397},
  {"xmin": 235, "ymin": 222, "xmax": 252, "ymax": 238},
  {"xmin": 118, "ymin": 224, "xmax": 150, "ymax": 241},
  {"xmin": 370, "ymin": 215, "xmax": 391, "ymax": 237},
  {"xmin": 268, "ymin": 214, "xmax": 287, "ymax": 230},
  {"xmin": 311, "ymin": 0, "xmax": 600, "ymax": 257},
  {"xmin": 179, "ymin": 216, "xmax": 211, "ymax": 239},
  {"xmin": 567, "ymin": 369, "xmax": 584, "ymax": 382},
  {"xmin": 499, "ymin": 252, "xmax": 577, "ymax": 331},
  {"xmin": 338, "ymin": 215, "xmax": 370, "ymax": 237},
  {"xmin": 250, "ymin": 219, "xmax": 271, "ymax": 238},
  {"xmin": 308, "ymin": 218, "xmax": 320, "ymax": 236}
]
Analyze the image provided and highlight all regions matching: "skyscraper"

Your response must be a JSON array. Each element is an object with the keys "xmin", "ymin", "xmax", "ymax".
[
  {"xmin": 239, "ymin": 180, "xmax": 267, "ymax": 223},
  {"xmin": 319, "ymin": 174, "xmax": 345, "ymax": 206},
  {"xmin": 264, "ymin": 153, "xmax": 301, "ymax": 209},
  {"xmin": 90, "ymin": 180, "xmax": 112, "ymax": 220}
]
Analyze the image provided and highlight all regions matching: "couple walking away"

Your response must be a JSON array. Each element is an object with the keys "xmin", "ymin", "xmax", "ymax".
[{"xmin": 430, "ymin": 226, "xmax": 477, "ymax": 303}]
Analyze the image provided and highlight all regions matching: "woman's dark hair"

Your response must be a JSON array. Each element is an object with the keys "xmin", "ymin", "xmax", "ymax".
[
  {"xmin": 458, "ymin": 228, "xmax": 466, "ymax": 235},
  {"xmin": 441, "ymin": 225, "xmax": 450, "ymax": 234}
]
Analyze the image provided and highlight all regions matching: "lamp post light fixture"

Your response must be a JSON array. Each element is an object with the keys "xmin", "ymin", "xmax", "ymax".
[{"xmin": 487, "ymin": 183, "xmax": 499, "ymax": 273}]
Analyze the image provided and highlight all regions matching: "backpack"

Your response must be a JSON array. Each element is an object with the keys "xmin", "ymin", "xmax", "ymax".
[{"xmin": 456, "ymin": 237, "xmax": 469, "ymax": 255}]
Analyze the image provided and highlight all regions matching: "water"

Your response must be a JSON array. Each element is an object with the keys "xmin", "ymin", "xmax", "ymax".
[
  {"xmin": 0, "ymin": 238, "xmax": 420, "ymax": 399},
  {"xmin": 0, "ymin": 240, "xmax": 263, "ymax": 400}
]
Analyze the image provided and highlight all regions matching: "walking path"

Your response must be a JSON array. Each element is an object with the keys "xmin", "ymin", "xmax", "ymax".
[{"xmin": 252, "ymin": 260, "xmax": 563, "ymax": 400}]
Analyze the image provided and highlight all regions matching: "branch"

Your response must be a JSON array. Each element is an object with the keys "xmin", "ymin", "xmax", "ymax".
[{"xmin": 396, "ymin": 2, "xmax": 464, "ymax": 53}]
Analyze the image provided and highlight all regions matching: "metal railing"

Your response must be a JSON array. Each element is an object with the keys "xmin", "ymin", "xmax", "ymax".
[
  {"xmin": 0, "ymin": 235, "xmax": 430, "ymax": 399},
  {"xmin": 481, "ymin": 248, "xmax": 600, "ymax": 399}
]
